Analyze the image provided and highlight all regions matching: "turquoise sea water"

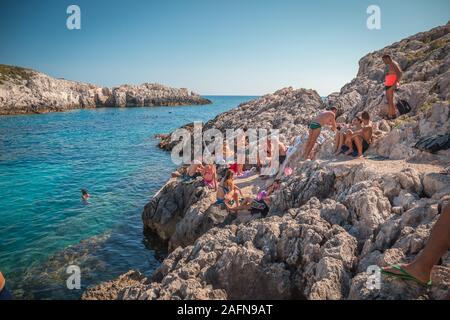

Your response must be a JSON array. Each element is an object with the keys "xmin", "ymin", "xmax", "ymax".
[{"xmin": 0, "ymin": 96, "xmax": 256, "ymax": 299}]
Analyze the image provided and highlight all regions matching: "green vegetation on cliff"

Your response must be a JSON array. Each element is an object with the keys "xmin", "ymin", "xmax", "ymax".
[{"xmin": 0, "ymin": 64, "xmax": 32, "ymax": 84}]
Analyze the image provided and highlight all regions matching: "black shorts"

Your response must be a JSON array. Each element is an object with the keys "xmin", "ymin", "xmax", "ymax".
[
  {"xmin": 351, "ymin": 140, "xmax": 370, "ymax": 154},
  {"xmin": 362, "ymin": 140, "xmax": 370, "ymax": 153},
  {"xmin": 279, "ymin": 155, "xmax": 287, "ymax": 164}
]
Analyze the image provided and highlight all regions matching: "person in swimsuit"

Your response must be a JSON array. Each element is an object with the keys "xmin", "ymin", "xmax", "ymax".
[
  {"xmin": 81, "ymin": 189, "xmax": 90, "ymax": 201},
  {"xmin": 216, "ymin": 169, "xmax": 242, "ymax": 207},
  {"xmin": 267, "ymin": 137, "xmax": 287, "ymax": 175},
  {"xmin": 347, "ymin": 112, "xmax": 374, "ymax": 158},
  {"xmin": 382, "ymin": 54, "xmax": 403, "ymax": 119},
  {"xmin": 302, "ymin": 107, "xmax": 338, "ymax": 160},
  {"xmin": 334, "ymin": 116, "xmax": 362, "ymax": 155},
  {"xmin": 201, "ymin": 163, "xmax": 217, "ymax": 190},
  {"xmin": 342, "ymin": 116, "xmax": 363, "ymax": 156},
  {"xmin": 275, "ymin": 138, "xmax": 287, "ymax": 165},
  {"xmin": 235, "ymin": 128, "xmax": 247, "ymax": 177}
]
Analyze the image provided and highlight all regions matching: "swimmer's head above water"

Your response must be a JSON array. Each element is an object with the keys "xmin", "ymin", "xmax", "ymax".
[{"xmin": 81, "ymin": 189, "xmax": 90, "ymax": 199}]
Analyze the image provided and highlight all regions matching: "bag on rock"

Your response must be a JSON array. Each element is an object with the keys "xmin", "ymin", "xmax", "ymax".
[
  {"xmin": 414, "ymin": 134, "xmax": 450, "ymax": 153},
  {"xmin": 396, "ymin": 99, "xmax": 412, "ymax": 115}
]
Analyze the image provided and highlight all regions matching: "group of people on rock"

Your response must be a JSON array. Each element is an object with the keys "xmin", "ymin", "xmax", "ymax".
[
  {"xmin": 167, "ymin": 54, "xmax": 450, "ymax": 293},
  {"xmin": 302, "ymin": 54, "xmax": 403, "ymax": 160},
  {"xmin": 180, "ymin": 133, "xmax": 285, "ymax": 217},
  {"xmin": 177, "ymin": 55, "xmax": 411, "ymax": 219},
  {"xmin": 302, "ymin": 107, "xmax": 374, "ymax": 160}
]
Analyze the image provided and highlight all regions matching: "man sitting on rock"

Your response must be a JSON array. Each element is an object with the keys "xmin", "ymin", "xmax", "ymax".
[
  {"xmin": 302, "ymin": 107, "xmax": 338, "ymax": 160},
  {"xmin": 347, "ymin": 111, "xmax": 374, "ymax": 158},
  {"xmin": 334, "ymin": 116, "xmax": 363, "ymax": 156},
  {"xmin": 381, "ymin": 202, "xmax": 450, "ymax": 287}
]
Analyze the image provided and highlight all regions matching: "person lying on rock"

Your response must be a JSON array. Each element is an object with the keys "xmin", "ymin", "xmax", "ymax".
[
  {"xmin": 381, "ymin": 203, "xmax": 450, "ymax": 287},
  {"xmin": 346, "ymin": 111, "xmax": 374, "ymax": 158},
  {"xmin": 228, "ymin": 179, "xmax": 281, "ymax": 217},
  {"xmin": 334, "ymin": 116, "xmax": 362, "ymax": 155},
  {"xmin": 302, "ymin": 107, "xmax": 338, "ymax": 160},
  {"xmin": 382, "ymin": 54, "xmax": 403, "ymax": 120},
  {"xmin": 216, "ymin": 169, "xmax": 242, "ymax": 207}
]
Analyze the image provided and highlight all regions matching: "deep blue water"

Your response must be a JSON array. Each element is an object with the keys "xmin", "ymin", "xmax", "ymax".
[{"xmin": 0, "ymin": 96, "xmax": 256, "ymax": 299}]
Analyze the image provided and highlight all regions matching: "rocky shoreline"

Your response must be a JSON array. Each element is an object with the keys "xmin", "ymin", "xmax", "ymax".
[
  {"xmin": 0, "ymin": 65, "xmax": 212, "ymax": 115},
  {"xmin": 82, "ymin": 22, "xmax": 450, "ymax": 300}
]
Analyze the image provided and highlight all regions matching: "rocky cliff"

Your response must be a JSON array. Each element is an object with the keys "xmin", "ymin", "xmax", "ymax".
[
  {"xmin": 82, "ymin": 22, "xmax": 450, "ymax": 300},
  {"xmin": 158, "ymin": 88, "xmax": 325, "ymax": 151},
  {"xmin": 0, "ymin": 65, "xmax": 212, "ymax": 115}
]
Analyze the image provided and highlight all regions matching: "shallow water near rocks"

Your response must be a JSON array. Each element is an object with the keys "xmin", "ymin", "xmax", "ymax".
[{"xmin": 0, "ymin": 96, "xmax": 255, "ymax": 299}]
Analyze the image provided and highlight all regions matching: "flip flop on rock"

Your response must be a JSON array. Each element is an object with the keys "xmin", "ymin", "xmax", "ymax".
[
  {"xmin": 439, "ymin": 166, "xmax": 450, "ymax": 175},
  {"xmin": 381, "ymin": 264, "xmax": 432, "ymax": 287}
]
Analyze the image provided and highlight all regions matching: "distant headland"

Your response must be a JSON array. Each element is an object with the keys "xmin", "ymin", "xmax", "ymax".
[{"xmin": 0, "ymin": 64, "xmax": 212, "ymax": 115}]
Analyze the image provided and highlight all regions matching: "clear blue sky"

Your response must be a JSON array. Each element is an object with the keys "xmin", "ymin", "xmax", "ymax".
[{"xmin": 0, "ymin": 0, "xmax": 448, "ymax": 95}]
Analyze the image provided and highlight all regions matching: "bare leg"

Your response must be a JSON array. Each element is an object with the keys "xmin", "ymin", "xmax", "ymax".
[
  {"xmin": 386, "ymin": 88, "xmax": 396, "ymax": 119},
  {"xmin": 334, "ymin": 133, "xmax": 340, "ymax": 153},
  {"xmin": 229, "ymin": 198, "xmax": 253, "ymax": 212},
  {"xmin": 353, "ymin": 136, "xmax": 364, "ymax": 158},
  {"xmin": 383, "ymin": 204, "xmax": 450, "ymax": 282},
  {"xmin": 303, "ymin": 129, "xmax": 321, "ymax": 160},
  {"xmin": 334, "ymin": 133, "xmax": 344, "ymax": 154},
  {"xmin": 345, "ymin": 135, "xmax": 354, "ymax": 155}
]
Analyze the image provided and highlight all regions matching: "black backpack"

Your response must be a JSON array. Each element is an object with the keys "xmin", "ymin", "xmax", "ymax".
[
  {"xmin": 396, "ymin": 99, "xmax": 412, "ymax": 115},
  {"xmin": 414, "ymin": 134, "xmax": 450, "ymax": 154}
]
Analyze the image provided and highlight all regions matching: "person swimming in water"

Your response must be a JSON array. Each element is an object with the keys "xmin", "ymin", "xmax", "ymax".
[
  {"xmin": 382, "ymin": 54, "xmax": 403, "ymax": 119},
  {"xmin": 81, "ymin": 189, "xmax": 90, "ymax": 201}
]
